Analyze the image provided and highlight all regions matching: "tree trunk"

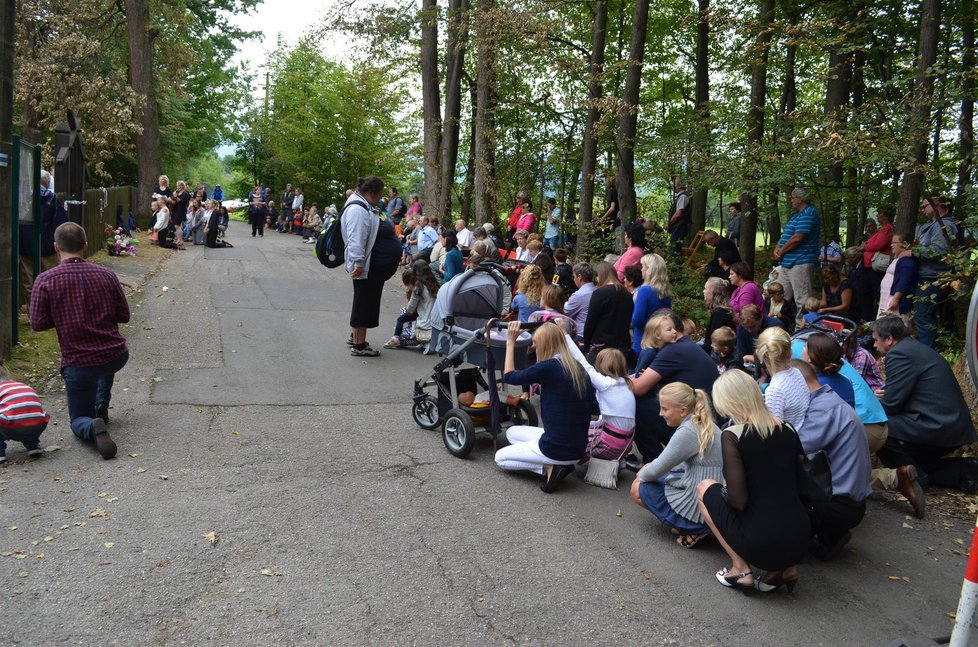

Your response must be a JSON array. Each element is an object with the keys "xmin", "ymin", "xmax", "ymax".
[
  {"xmin": 420, "ymin": 0, "xmax": 442, "ymax": 212},
  {"xmin": 846, "ymin": 49, "xmax": 866, "ymax": 248},
  {"xmin": 823, "ymin": 41, "xmax": 853, "ymax": 244},
  {"xmin": 438, "ymin": 0, "xmax": 470, "ymax": 223},
  {"xmin": 615, "ymin": 0, "xmax": 650, "ymax": 224},
  {"xmin": 577, "ymin": 0, "xmax": 608, "ymax": 258},
  {"xmin": 691, "ymin": 0, "xmax": 710, "ymax": 237},
  {"xmin": 770, "ymin": 4, "xmax": 798, "ymax": 245},
  {"xmin": 740, "ymin": 0, "xmax": 775, "ymax": 270},
  {"xmin": 957, "ymin": 0, "xmax": 975, "ymax": 206},
  {"xmin": 125, "ymin": 0, "xmax": 162, "ymax": 220},
  {"xmin": 896, "ymin": 0, "xmax": 941, "ymax": 239},
  {"xmin": 473, "ymin": 0, "xmax": 497, "ymax": 226},
  {"xmin": 460, "ymin": 78, "xmax": 477, "ymax": 225}
]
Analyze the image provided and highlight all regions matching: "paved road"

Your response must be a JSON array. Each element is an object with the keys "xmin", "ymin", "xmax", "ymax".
[{"xmin": 0, "ymin": 228, "xmax": 972, "ymax": 646}]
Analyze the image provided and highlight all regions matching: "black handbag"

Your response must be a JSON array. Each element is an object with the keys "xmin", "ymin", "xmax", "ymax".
[{"xmin": 797, "ymin": 450, "xmax": 833, "ymax": 504}]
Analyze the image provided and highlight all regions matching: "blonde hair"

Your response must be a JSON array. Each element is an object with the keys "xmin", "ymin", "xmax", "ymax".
[
  {"xmin": 640, "ymin": 253, "xmax": 673, "ymax": 299},
  {"xmin": 517, "ymin": 264, "xmax": 545, "ymax": 304},
  {"xmin": 803, "ymin": 296, "xmax": 821, "ymax": 313},
  {"xmin": 711, "ymin": 326, "xmax": 736, "ymax": 350},
  {"xmin": 755, "ymin": 326, "xmax": 792, "ymax": 373},
  {"xmin": 682, "ymin": 318, "xmax": 700, "ymax": 342},
  {"xmin": 539, "ymin": 284, "xmax": 566, "ymax": 312},
  {"xmin": 533, "ymin": 324, "xmax": 588, "ymax": 399},
  {"xmin": 641, "ymin": 314, "xmax": 672, "ymax": 350},
  {"xmin": 659, "ymin": 383, "xmax": 716, "ymax": 457},
  {"xmin": 711, "ymin": 369, "xmax": 781, "ymax": 438},
  {"xmin": 593, "ymin": 348, "xmax": 633, "ymax": 391},
  {"xmin": 704, "ymin": 277, "xmax": 731, "ymax": 311},
  {"xmin": 527, "ymin": 240, "xmax": 543, "ymax": 252}
]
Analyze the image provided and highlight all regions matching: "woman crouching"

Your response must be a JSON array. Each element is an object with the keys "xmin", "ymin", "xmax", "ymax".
[{"xmin": 495, "ymin": 321, "xmax": 593, "ymax": 493}]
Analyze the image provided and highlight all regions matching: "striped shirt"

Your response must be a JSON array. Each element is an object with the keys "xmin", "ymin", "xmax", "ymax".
[
  {"xmin": 779, "ymin": 204, "xmax": 820, "ymax": 268},
  {"xmin": 0, "ymin": 381, "xmax": 50, "ymax": 428}
]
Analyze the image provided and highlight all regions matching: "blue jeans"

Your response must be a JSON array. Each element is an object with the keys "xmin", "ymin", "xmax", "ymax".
[
  {"xmin": 912, "ymin": 282, "xmax": 940, "ymax": 348},
  {"xmin": 61, "ymin": 352, "xmax": 129, "ymax": 441},
  {"xmin": 544, "ymin": 236, "xmax": 559, "ymax": 250},
  {"xmin": 0, "ymin": 422, "xmax": 47, "ymax": 455}
]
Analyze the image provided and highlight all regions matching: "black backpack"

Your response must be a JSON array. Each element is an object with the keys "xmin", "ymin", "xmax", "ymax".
[{"xmin": 316, "ymin": 199, "xmax": 368, "ymax": 268}]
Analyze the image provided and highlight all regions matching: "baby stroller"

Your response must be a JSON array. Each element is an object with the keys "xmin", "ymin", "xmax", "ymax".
[
  {"xmin": 411, "ymin": 265, "xmax": 540, "ymax": 458},
  {"xmin": 791, "ymin": 314, "xmax": 858, "ymax": 346}
]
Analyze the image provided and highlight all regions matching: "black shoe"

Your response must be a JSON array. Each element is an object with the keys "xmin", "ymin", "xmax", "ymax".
[
  {"xmin": 623, "ymin": 458, "xmax": 643, "ymax": 473},
  {"xmin": 91, "ymin": 418, "xmax": 117, "ymax": 460},
  {"xmin": 95, "ymin": 405, "xmax": 109, "ymax": 425},
  {"xmin": 541, "ymin": 465, "xmax": 572, "ymax": 493}
]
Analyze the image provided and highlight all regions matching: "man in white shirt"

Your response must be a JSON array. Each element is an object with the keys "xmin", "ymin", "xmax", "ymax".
[
  {"xmin": 455, "ymin": 219, "xmax": 473, "ymax": 251},
  {"xmin": 564, "ymin": 263, "xmax": 595, "ymax": 341}
]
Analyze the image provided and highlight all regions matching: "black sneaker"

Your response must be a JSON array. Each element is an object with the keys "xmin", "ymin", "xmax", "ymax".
[
  {"xmin": 350, "ymin": 345, "xmax": 380, "ymax": 357},
  {"xmin": 24, "ymin": 441, "xmax": 44, "ymax": 457},
  {"xmin": 91, "ymin": 418, "xmax": 117, "ymax": 460},
  {"xmin": 346, "ymin": 335, "xmax": 355, "ymax": 347}
]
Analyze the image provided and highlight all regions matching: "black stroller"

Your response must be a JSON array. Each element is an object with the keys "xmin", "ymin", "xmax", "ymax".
[{"xmin": 411, "ymin": 265, "xmax": 540, "ymax": 458}]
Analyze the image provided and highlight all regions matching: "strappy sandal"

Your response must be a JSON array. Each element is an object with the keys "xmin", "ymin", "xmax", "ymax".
[
  {"xmin": 715, "ymin": 567, "xmax": 754, "ymax": 591},
  {"xmin": 676, "ymin": 533, "xmax": 711, "ymax": 549}
]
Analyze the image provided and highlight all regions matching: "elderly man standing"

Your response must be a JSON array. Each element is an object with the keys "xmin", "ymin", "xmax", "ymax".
[
  {"xmin": 19, "ymin": 170, "xmax": 68, "ymax": 304},
  {"xmin": 29, "ymin": 222, "xmax": 130, "ymax": 460},
  {"xmin": 774, "ymin": 188, "xmax": 820, "ymax": 324},
  {"xmin": 871, "ymin": 316, "xmax": 977, "ymax": 512}
]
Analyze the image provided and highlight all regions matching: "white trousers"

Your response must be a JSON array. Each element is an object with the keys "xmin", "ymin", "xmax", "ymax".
[{"xmin": 494, "ymin": 425, "xmax": 577, "ymax": 475}]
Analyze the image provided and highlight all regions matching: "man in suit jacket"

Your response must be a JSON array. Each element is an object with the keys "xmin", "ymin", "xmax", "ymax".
[{"xmin": 871, "ymin": 316, "xmax": 977, "ymax": 498}]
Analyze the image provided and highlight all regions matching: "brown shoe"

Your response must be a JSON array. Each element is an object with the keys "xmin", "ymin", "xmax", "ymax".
[
  {"xmin": 91, "ymin": 418, "xmax": 117, "ymax": 460},
  {"xmin": 896, "ymin": 465, "xmax": 925, "ymax": 519}
]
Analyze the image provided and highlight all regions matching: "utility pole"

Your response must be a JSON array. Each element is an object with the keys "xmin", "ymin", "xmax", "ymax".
[{"xmin": 0, "ymin": 0, "xmax": 16, "ymax": 358}]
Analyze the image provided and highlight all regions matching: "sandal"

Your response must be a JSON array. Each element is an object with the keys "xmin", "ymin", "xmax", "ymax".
[{"xmin": 676, "ymin": 533, "xmax": 711, "ymax": 549}]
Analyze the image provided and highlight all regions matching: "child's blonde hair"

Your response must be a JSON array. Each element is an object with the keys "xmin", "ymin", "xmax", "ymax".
[
  {"xmin": 711, "ymin": 326, "xmax": 736, "ymax": 351},
  {"xmin": 659, "ymin": 382, "xmax": 716, "ymax": 457},
  {"xmin": 802, "ymin": 296, "xmax": 821, "ymax": 313},
  {"xmin": 532, "ymin": 324, "xmax": 588, "ymax": 399},
  {"xmin": 517, "ymin": 264, "xmax": 545, "ymax": 305},
  {"xmin": 755, "ymin": 326, "xmax": 792, "ymax": 373},
  {"xmin": 641, "ymin": 314, "xmax": 673, "ymax": 350},
  {"xmin": 539, "ymin": 284, "xmax": 567, "ymax": 312},
  {"xmin": 593, "ymin": 348, "xmax": 634, "ymax": 391}
]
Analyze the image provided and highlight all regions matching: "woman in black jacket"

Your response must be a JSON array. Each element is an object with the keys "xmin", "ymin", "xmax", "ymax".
[{"xmin": 582, "ymin": 261, "xmax": 634, "ymax": 365}]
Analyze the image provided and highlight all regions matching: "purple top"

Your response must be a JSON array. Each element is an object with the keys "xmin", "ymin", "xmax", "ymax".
[{"xmin": 730, "ymin": 281, "xmax": 766, "ymax": 317}]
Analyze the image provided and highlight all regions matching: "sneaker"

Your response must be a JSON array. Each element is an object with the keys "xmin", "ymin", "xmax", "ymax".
[
  {"xmin": 383, "ymin": 337, "xmax": 401, "ymax": 349},
  {"xmin": 25, "ymin": 442, "xmax": 44, "ymax": 457},
  {"xmin": 350, "ymin": 345, "xmax": 380, "ymax": 357},
  {"xmin": 346, "ymin": 335, "xmax": 355, "ymax": 347},
  {"xmin": 91, "ymin": 418, "xmax": 117, "ymax": 460},
  {"xmin": 0, "ymin": 453, "xmax": 6, "ymax": 464}
]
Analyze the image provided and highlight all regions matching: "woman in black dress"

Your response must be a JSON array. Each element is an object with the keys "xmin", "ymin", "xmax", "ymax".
[
  {"xmin": 204, "ymin": 200, "xmax": 233, "ymax": 248},
  {"xmin": 582, "ymin": 261, "xmax": 634, "ymax": 365},
  {"xmin": 695, "ymin": 369, "xmax": 811, "ymax": 593}
]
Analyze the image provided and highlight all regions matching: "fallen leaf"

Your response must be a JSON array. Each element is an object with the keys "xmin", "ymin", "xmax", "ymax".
[
  {"xmin": 98, "ymin": 492, "xmax": 108, "ymax": 498},
  {"xmin": 230, "ymin": 431, "xmax": 240, "ymax": 436},
  {"xmin": 136, "ymin": 468, "xmax": 146, "ymax": 474},
  {"xmin": 43, "ymin": 536, "xmax": 53, "ymax": 543},
  {"xmin": 128, "ymin": 453, "xmax": 141, "ymax": 458},
  {"xmin": 902, "ymin": 522, "xmax": 914, "ymax": 529},
  {"xmin": 7, "ymin": 526, "xmax": 17, "ymax": 531},
  {"xmin": 36, "ymin": 553, "xmax": 44, "ymax": 559},
  {"xmin": 89, "ymin": 508, "xmax": 108, "ymax": 519},
  {"xmin": 260, "ymin": 568, "xmax": 282, "ymax": 577},
  {"xmin": 615, "ymin": 509, "xmax": 623, "ymax": 518},
  {"xmin": 203, "ymin": 531, "xmax": 219, "ymax": 546},
  {"xmin": 13, "ymin": 554, "xmax": 26, "ymax": 560},
  {"xmin": 104, "ymin": 542, "xmax": 115, "ymax": 548},
  {"xmin": 106, "ymin": 497, "xmax": 119, "ymax": 503},
  {"xmin": 59, "ymin": 525, "xmax": 69, "ymax": 530},
  {"xmin": 18, "ymin": 571, "xmax": 27, "ymax": 578},
  {"xmin": 159, "ymin": 475, "xmax": 169, "ymax": 481}
]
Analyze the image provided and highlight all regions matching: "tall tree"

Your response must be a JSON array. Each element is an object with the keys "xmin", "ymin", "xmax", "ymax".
[
  {"xmin": 957, "ymin": 0, "xmax": 975, "ymax": 207},
  {"xmin": 822, "ymin": 2, "xmax": 855, "ymax": 243},
  {"xmin": 420, "ymin": 0, "xmax": 442, "ymax": 211},
  {"xmin": 895, "ymin": 0, "xmax": 941, "ymax": 239},
  {"xmin": 741, "ymin": 0, "xmax": 775, "ymax": 270},
  {"xmin": 125, "ymin": 0, "xmax": 161, "ymax": 218},
  {"xmin": 473, "ymin": 0, "xmax": 497, "ymax": 225},
  {"xmin": 615, "ymin": 0, "xmax": 650, "ymax": 223},
  {"xmin": 690, "ymin": 0, "xmax": 710, "ymax": 237},
  {"xmin": 437, "ymin": 0, "xmax": 471, "ymax": 222},
  {"xmin": 576, "ymin": 0, "xmax": 608, "ymax": 257}
]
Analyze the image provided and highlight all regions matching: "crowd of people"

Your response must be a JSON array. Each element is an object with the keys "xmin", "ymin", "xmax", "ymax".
[
  {"xmin": 149, "ymin": 175, "xmax": 233, "ymax": 249},
  {"xmin": 335, "ymin": 176, "xmax": 976, "ymax": 594}
]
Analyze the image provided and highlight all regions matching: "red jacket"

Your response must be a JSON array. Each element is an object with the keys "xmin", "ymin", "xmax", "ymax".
[{"xmin": 863, "ymin": 223, "xmax": 893, "ymax": 267}]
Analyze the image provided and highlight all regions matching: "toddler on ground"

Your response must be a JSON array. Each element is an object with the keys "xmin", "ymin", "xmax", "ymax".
[{"xmin": 0, "ymin": 365, "xmax": 50, "ymax": 463}]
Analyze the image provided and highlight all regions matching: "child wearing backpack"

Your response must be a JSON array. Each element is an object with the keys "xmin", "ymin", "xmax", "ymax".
[{"xmin": 0, "ymin": 364, "xmax": 50, "ymax": 463}]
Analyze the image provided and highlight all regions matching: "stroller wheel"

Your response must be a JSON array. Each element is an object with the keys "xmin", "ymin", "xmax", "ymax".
[
  {"xmin": 508, "ymin": 399, "xmax": 539, "ymax": 427},
  {"xmin": 412, "ymin": 394, "xmax": 440, "ymax": 430},
  {"xmin": 442, "ymin": 408, "xmax": 475, "ymax": 458}
]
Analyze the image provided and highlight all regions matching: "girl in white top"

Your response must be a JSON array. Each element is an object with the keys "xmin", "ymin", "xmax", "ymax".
[
  {"xmin": 564, "ymin": 334, "xmax": 635, "ymax": 459},
  {"xmin": 755, "ymin": 326, "xmax": 808, "ymax": 428}
]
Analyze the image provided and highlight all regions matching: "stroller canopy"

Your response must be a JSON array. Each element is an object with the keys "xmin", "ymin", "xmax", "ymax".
[{"xmin": 432, "ymin": 268, "xmax": 505, "ymax": 332}]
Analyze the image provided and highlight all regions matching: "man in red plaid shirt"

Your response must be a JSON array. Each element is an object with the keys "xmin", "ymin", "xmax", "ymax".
[{"xmin": 29, "ymin": 222, "xmax": 130, "ymax": 459}]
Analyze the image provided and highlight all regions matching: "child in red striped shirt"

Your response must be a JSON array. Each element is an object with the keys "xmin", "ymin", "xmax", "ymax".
[{"xmin": 0, "ymin": 365, "xmax": 50, "ymax": 463}]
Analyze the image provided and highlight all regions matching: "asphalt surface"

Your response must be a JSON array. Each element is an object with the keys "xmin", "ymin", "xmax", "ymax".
[{"xmin": 0, "ymin": 226, "xmax": 974, "ymax": 646}]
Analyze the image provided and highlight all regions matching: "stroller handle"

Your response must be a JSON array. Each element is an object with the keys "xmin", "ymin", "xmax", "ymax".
[{"xmin": 486, "ymin": 318, "xmax": 545, "ymax": 332}]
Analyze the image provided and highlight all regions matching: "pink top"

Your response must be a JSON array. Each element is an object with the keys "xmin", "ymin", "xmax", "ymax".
[
  {"xmin": 517, "ymin": 213, "xmax": 535, "ymax": 233},
  {"xmin": 406, "ymin": 201, "xmax": 422, "ymax": 216},
  {"xmin": 730, "ymin": 282, "xmax": 766, "ymax": 317},
  {"xmin": 614, "ymin": 246, "xmax": 645, "ymax": 282},
  {"xmin": 863, "ymin": 223, "xmax": 893, "ymax": 267}
]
